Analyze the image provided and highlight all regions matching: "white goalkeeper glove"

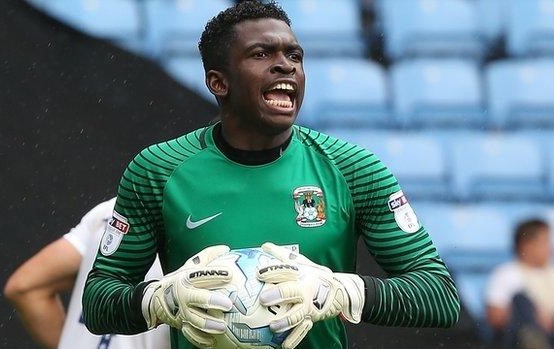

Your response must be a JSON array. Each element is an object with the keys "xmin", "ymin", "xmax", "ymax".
[
  {"xmin": 141, "ymin": 245, "xmax": 234, "ymax": 348},
  {"xmin": 257, "ymin": 242, "xmax": 365, "ymax": 349}
]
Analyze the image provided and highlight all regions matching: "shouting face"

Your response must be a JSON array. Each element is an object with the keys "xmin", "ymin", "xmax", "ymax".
[{"xmin": 212, "ymin": 18, "xmax": 305, "ymax": 146}]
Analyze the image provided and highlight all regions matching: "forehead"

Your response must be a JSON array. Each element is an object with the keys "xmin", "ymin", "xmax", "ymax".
[{"xmin": 232, "ymin": 18, "xmax": 299, "ymax": 47}]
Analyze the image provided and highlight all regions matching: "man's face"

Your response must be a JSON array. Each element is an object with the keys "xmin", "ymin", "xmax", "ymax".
[
  {"xmin": 224, "ymin": 18, "xmax": 305, "ymax": 135},
  {"xmin": 521, "ymin": 228, "xmax": 552, "ymax": 267}
]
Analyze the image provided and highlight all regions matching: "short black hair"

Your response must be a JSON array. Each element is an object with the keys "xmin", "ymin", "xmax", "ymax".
[
  {"xmin": 198, "ymin": 0, "xmax": 291, "ymax": 72},
  {"xmin": 513, "ymin": 218, "xmax": 550, "ymax": 253}
]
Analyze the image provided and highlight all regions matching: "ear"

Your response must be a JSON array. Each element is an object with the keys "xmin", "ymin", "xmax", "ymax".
[{"xmin": 206, "ymin": 70, "xmax": 228, "ymax": 98}]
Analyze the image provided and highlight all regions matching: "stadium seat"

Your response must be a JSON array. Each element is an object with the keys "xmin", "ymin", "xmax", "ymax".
[
  {"xmin": 143, "ymin": 0, "xmax": 232, "ymax": 58},
  {"xmin": 299, "ymin": 58, "xmax": 391, "ymax": 129},
  {"xmin": 390, "ymin": 58, "xmax": 486, "ymax": 129},
  {"xmin": 485, "ymin": 59, "xmax": 554, "ymax": 129},
  {"xmin": 417, "ymin": 202, "xmax": 509, "ymax": 329},
  {"xmin": 475, "ymin": 0, "xmax": 507, "ymax": 54},
  {"xmin": 506, "ymin": 0, "xmax": 554, "ymax": 57},
  {"xmin": 35, "ymin": 0, "xmax": 142, "ymax": 52},
  {"xmin": 454, "ymin": 271, "xmax": 497, "ymax": 338},
  {"xmin": 325, "ymin": 130, "xmax": 450, "ymax": 201},
  {"xmin": 451, "ymin": 133, "xmax": 546, "ymax": 201},
  {"xmin": 415, "ymin": 202, "xmax": 513, "ymax": 252},
  {"xmin": 278, "ymin": 0, "xmax": 365, "ymax": 57},
  {"xmin": 542, "ymin": 134, "xmax": 554, "ymax": 197},
  {"xmin": 162, "ymin": 56, "xmax": 215, "ymax": 103},
  {"xmin": 379, "ymin": 0, "xmax": 485, "ymax": 60}
]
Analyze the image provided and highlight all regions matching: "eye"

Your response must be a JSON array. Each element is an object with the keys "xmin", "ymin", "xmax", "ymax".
[
  {"xmin": 287, "ymin": 50, "xmax": 303, "ymax": 63},
  {"xmin": 253, "ymin": 51, "xmax": 269, "ymax": 59}
]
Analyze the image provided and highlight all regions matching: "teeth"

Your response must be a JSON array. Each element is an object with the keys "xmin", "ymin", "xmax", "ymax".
[
  {"xmin": 266, "ymin": 99, "xmax": 293, "ymax": 108},
  {"xmin": 268, "ymin": 82, "xmax": 295, "ymax": 91}
]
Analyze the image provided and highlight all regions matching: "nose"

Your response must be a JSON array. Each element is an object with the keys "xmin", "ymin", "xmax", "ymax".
[{"xmin": 270, "ymin": 53, "xmax": 296, "ymax": 75}]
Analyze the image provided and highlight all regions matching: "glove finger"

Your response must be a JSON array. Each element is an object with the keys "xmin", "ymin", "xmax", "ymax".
[
  {"xmin": 184, "ymin": 245, "xmax": 231, "ymax": 268},
  {"xmin": 281, "ymin": 319, "xmax": 313, "ymax": 349},
  {"xmin": 269, "ymin": 302, "xmax": 307, "ymax": 333},
  {"xmin": 185, "ymin": 265, "xmax": 233, "ymax": 289},
  {"xmin": 259, "ymin": 282, "xmax": 303, "ymax": 306},
  {"xmin": 181, "ymin": 323, "xmax": 216, "ymax": 348},
  {"xmin": 183, "ymin": 306, "xmax": 227, "ymax": 334},
  {"xmin": 182, "ymin": 288, "xmax": 233, "ymax": 311},
  {"xmin": 261, "ymin": 242, "xmax": 296, "ymax": 263},
  {"xmin": 261, "ymin": 243, "xmax": 331, "ymax": 273},
  {"xmin": 257, "ymin": 262, "xmax": 299, "ymax": 284}
]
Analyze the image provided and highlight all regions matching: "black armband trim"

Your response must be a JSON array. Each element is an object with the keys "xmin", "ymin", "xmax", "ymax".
[
  {"xmin": 130, "ymin": 280, "xmax": 158, "ymax": 328},
  {"xmin": 360, "ymin": 275, "xmax": 378, "ymax": 321}
]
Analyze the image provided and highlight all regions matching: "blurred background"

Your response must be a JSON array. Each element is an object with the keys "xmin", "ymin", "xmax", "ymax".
[{"xmin": 2, "ymin": 0, "xmax": 554, "ymax": 347}]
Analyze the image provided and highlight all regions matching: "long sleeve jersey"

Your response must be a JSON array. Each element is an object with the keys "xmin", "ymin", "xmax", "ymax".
[{"xmin": 83, "ymin": 124, "xmax": 460, "ymax": 349}]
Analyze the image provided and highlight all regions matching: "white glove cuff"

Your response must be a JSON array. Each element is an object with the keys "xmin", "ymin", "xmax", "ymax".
[
  {"xmin": 141, "ymin": 282, "xmax": 160, "ymax": 329},
  {"xmin": 333, "ymin": 273, "xmax": 365, "ymax": 323}
]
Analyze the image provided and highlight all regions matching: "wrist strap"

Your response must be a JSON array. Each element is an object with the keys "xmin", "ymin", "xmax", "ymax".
[
  {"xmin": 334, "ymin": 273, "xmax": 365, "ymax": 323},
  {"xmin": 141, "ymin": 282, "xmax": 160, "ymax": 329}
]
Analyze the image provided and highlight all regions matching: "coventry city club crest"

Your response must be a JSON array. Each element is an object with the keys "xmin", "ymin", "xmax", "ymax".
[{"xmin": 293, "ymin": 186, "xmax": 326, "ymax": 227}]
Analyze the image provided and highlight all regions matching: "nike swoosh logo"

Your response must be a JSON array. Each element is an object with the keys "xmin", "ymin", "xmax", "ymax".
[{"xmin": 186, "ymin": 213, "xmax": 222, "ymax": 229}]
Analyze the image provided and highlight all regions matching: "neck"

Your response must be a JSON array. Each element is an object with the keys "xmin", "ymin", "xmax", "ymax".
[{"xmin": 213, "ymin": 123, "xmax": 292, "ymax": 165}]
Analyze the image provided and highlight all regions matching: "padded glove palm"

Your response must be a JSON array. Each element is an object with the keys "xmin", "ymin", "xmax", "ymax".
[
  {"xmin": 257, "ymin": 242, "xmax": 365, "ymax": 349},
  {"xmin": 142, "ymin": 245, "xmax": 234, "ymax": 347}
]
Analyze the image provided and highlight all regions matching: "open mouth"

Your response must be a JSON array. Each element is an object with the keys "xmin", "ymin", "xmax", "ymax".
[{"xmin": 263, "ymin": 82, "xmax": 296, "ymax": 110}]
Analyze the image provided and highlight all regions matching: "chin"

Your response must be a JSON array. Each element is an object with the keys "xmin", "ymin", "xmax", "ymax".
[{"xmin": 259, "ymin": 115, "xmax": 295, "ymax": 136}]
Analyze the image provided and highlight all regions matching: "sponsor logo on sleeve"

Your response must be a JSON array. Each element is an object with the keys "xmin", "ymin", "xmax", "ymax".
[
  {"xmin": 100, "ymin": 211, "xmax": 129, "ymax": 256},
  {"xmin": 388, "ymin": 191, "xmax": 420, "ymax": 233}
]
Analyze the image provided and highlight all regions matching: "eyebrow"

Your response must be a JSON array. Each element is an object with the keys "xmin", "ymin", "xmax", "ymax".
[{"xmin": 245, "ymin": 42, "xmax": 304, "ymax": 54}]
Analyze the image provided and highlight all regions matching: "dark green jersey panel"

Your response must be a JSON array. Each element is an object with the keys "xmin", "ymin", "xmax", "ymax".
[{"xmin": 83, "ymin": 125, "xmax": 459, "ymax": 348}]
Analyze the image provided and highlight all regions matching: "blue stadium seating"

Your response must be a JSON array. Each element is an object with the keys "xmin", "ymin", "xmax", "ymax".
[
  {"xmin": 278, "ymin": 0, "xmax": 365, "ymax": 57},
  {"xmin": 475, "ymin": 0, "xmax": 507, "ymax": 53},
  {"xmin": 415, "ymin": 200, "xmax": 554, "ymax": 332},
  {"xmin": 336, "ymin": 131, "xmax": 450, "ymax": 201},
  {"xmin": 415, "ymin": 202, "xmax": 513, "ymax": 252},
  {"xmin": 379, "ymin": 0, "xmax": 485, "ymax": 60},
  {"xmin": 35, "ymin": 0, "xmax": 143, "ymax": 52},
  {"xmin": 162, "ymin": 56, "xmax": 214, "ymax": 103},
  {"xmin": 143, "ymin": 0, "xmax": 232, "ymax": 58},
  {"xmin": 390, "ymin": 58, "xmax": 486, "ymax": 129},
  {"xmin": 451, "ymin": 133, "xmax": 546, "ymax": 201},
  {"xmin": 415, "ymin": 202, "xmax": 512, "ymax": 331},
  {"xmin": 485, "ymin": 59, "xmax": 554, "ymax": 129},
  {"xmin": 506, "ymin": 0, "xmax": 554, "ymax": 57},
  {"xmin": 299, "ymin": 58, "xmax": 391, "ymax": 128},
  {"xmin": 541, "ymin": 134, "xmax": 554, "ymax": 197}
]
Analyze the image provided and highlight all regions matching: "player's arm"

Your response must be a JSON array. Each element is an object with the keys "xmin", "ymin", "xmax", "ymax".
[
  {"xmin": 83, "ymin": 224, "xmax": 235, "ymax": 347},
  {"xmin": 484, "ymin": 266, "xmax": 517, "ymax": 331},
  {"xmin": 82, "ymin": 149, "xmax": 174, "ymax": 334},
  {"xmin": 82, "ymin": 148, "xmax": 234, "ymax": 348},
  {"xmin": 347, "ymin": 149, "xmax": 460, "ymax": 328},
  {"xmin": 486, "ymin": 304, "xmax": 510, "ymax": 330},
  {"xmin": 82, "ymin": 197, "xmax": 161, "ymax": 334},
  {"xmin": 352, "ymin": 170, "xmax": 460, "ymax": 327},
  {"xmin": 3, "ymin": 238, "xmax": 81, "ymax": 349}
]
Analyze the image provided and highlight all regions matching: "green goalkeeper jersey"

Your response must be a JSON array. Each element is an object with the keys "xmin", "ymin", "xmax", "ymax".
[{"xmin": 83, "ymin": 124, "xmax": 459, "ymax": 348}]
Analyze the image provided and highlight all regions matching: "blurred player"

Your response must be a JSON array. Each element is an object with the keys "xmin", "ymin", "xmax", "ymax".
[
  {"xmin": 485, "ymin": 218, "xmax": 554, "ymax": 349},
  {"xmin": 4, "ymin": 198, "xmax": 169, "ymax": 349},
  {"xmin": 82, "ymin": 1, "xmax": 460, "ymax": 349}
]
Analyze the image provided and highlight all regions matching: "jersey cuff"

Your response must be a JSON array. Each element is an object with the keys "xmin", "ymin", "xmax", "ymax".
[
  {"xmin": 360, "ymin": 275, "xmax": 378, "ymax": 321},
  {"xmin": 131, "ymin": 280, "xmax": 158, "ymax": 329}
]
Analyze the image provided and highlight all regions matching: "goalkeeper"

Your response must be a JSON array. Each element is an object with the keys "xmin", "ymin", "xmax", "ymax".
[{"xmin": 82, "ymin": 1, "xmax": 460, "ymax": 348}]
